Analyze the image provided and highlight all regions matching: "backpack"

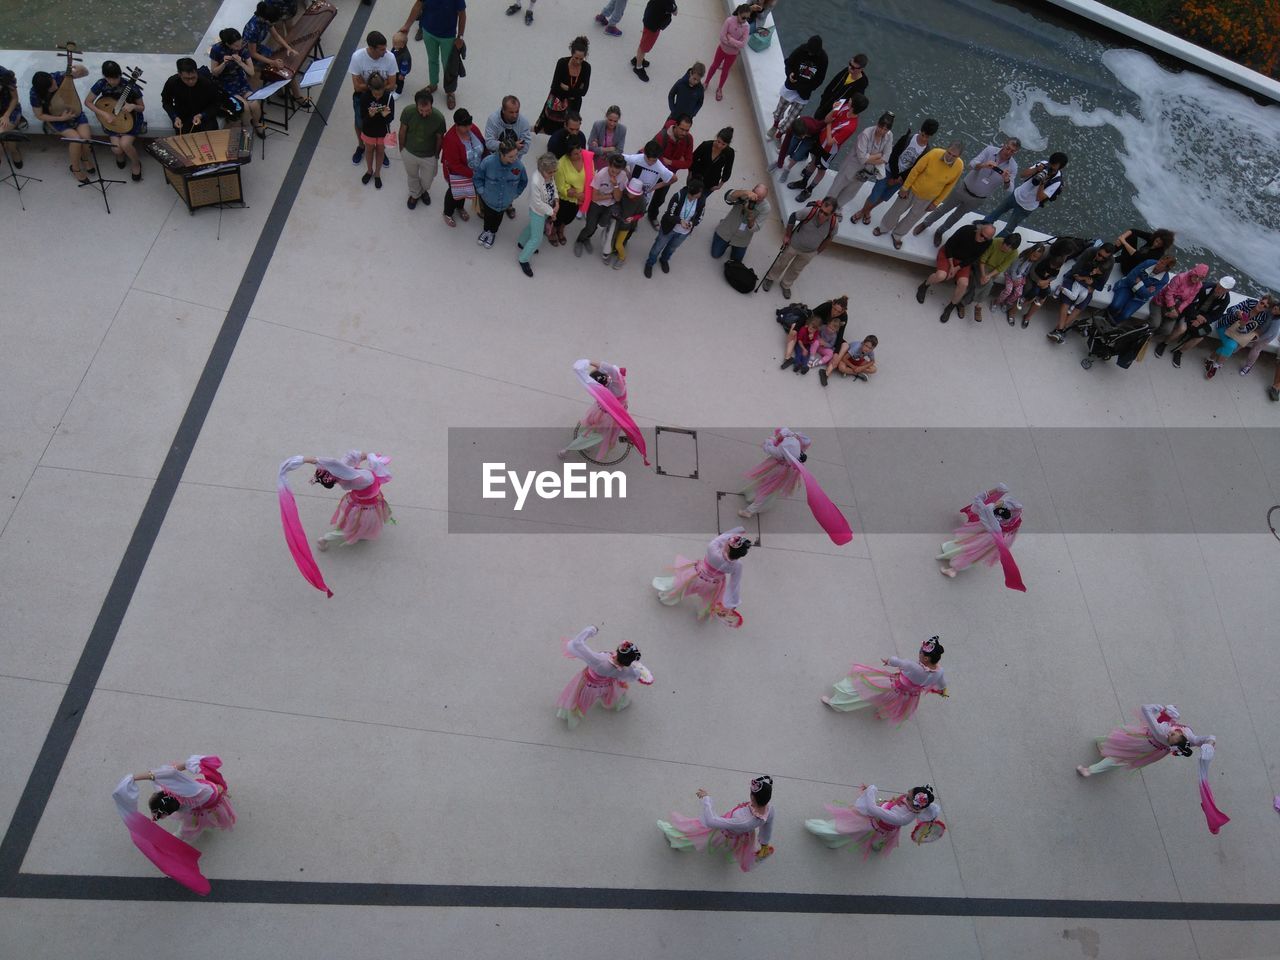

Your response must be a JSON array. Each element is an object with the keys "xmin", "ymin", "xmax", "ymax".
[
  {"xmin": 724, "ymin": 258, "xmax": 758, "ymax": 294},
  {"xmin": 775, "ymin": 303, "xmax": 811, "ymax": 329}
]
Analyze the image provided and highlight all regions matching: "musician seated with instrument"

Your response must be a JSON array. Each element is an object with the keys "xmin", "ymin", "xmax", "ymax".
[
  {"xmin": 29, "ymin": 65, "xmax": 93, "ymax": 183},
  {"xmin": 161, "ymin": 58, "xmax": 222, "ymax": 134},
  {"xmin": 210, "ymin": 28, "xmax": 266, "ymax": 139},
  {"xmin": 84, "ymin": 61, "xmax": 145, "ymax": 182},
  {"xmin": 0, "ymin": 64, "xmax": 25, "ymax": 168},
  {"xmin": 242, "ymin": 2, "xmax": 308, "ymax": 103}
]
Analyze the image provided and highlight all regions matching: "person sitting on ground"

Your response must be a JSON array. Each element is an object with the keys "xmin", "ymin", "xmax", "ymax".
[
  {"xmin": 588, "ymin": 105, "xmax": 626, "ymax": 165},
  {"xmin": 1155, "ymin": 274, "xmax": 1234, "ymax": 368},
  {"xmin": 209, "ymin": 28, "xmax": 263, "ymax": 138},
  {"xmin": 782, "ymin": 313, "xmax": 823, "ymax": 375},
  {"xmin": 812, "ymin": 296, "xmax": 849, "ymax": 385},
  {"xmin": 833, "ymin": 334, "xmax": 878, "ymax": 381},
  {"xmin": 161, "ymin": 58, "xmax": 223, "ymax": 133},
  {"xmin": 915, "ymin": 222, "xmax": 996, "ymax": 323},
  {"xmin": 963, "ymin": 232, "xmax": 1020, "ymax": 324},
  {"xmin": 711, "ymin": 183, "xmax": 770, "ymax": 263},
  {"xmin": 666, "ymin": 62, "xmax": 706, "ymax": 121}
]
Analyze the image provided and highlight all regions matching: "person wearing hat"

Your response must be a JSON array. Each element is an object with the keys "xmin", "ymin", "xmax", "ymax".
[
  {"xmin": 824, "ymin": 110, "xmax": 894, "ymax": 214},
  {"xmin": 606, "ymin": 177, "xmax": 648, "ymax": 268},
  {"xmin": 1148, "ymin": 262, "xmax": 1211, "ymax": 337},
  {"xmin": 914, "ymin": 137, "xmax": 1021, "ymax": 247},
  {"xmin": 1153, "ymin": 274, "xmax": 1235, "ymax": 367}
]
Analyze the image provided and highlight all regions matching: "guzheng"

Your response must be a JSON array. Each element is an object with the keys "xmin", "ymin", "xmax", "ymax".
[
  {"xmin": 262, "ymin": 1, "xmax": 337, "ymax": 82},
  {"xmin": 146, "ymin": 128, "xmax": 253, "ymax": 212}
]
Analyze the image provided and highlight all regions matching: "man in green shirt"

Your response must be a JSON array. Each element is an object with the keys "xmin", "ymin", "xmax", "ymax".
[
  {"xmin": 398, "ymin": 88, "xmax": 446, "ymax": 209},
  {"xmin": 966, "ymin": 232, "xmax": 1020, "ymax": 323}
]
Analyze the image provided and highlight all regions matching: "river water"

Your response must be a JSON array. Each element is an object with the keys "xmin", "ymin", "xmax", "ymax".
[{"xmin": 773, "ymin": 0, "xmax": 1280, "ymax": 292}]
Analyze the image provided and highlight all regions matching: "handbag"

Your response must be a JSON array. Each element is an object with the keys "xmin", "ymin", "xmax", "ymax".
[
  {"xmin": 748, "ymin": 29, "xmax": 772, "ymax": 52},
  {"xmin": 543, "ymin": 94, "xmax": 568, "ymax": 122},
  {"xmin": 448, "ymin": 173, "xmax": 475, "ymax": 199}
]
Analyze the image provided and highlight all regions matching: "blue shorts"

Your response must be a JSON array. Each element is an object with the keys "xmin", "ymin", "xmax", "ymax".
[
  {"xmin": 867, "ymin": 176, "xmax": 899, "ymax": 206},
  {"xmin": 1215, "ymin": 336, "xmax": 1242, "ymax": 357}
]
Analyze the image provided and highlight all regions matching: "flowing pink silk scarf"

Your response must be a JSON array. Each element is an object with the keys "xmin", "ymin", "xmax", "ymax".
[
  {"xmin": 121, "ymin": 811, "xmax": 211, "ymax": 895},
  {"xmin": 783, "ymin": 452, "xmax": 852, "ymax": 545},
  {"xmin": 583, "ymin": 381, "xmax": 650, "ymax": 466},
  {"xmin": 579, "ymin": 150, "xmax": 595, "ymax": 213},
  {"xmin": 991, "ymin": 518, "xmax": 1026, "ymax": 592},
  {"xmin": 1199, "ymin": 779, "xmax": 1230, "ymax": 834},
  {"xmin": 278, "ymin": 459, "xmax": 334, "ymax": 597}
]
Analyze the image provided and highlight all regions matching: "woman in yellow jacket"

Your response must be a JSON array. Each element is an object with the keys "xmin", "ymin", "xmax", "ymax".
[
  {"xmin": 874, "ymin": 141, "xmax": 963, "ymax": 249},
  {"xmin": 552, "ymin": 144, "xmax": 588, "ymax": 246}
]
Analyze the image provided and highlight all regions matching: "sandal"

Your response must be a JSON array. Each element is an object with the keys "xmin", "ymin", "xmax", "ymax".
[
  {"xmin": 447, "ymin": 93, "xmax": 456, "ymax": 110},
  {"xmin": 715, "ymin": 89, "xmax": 724, "ymax": 101},
  {"xmin": 860, "ymin": 212, "xmax": 871, "ymax": 224},
  {"xmin": 956, "ymin": 303, "xmax": 966, "ymax": 318},
  {"xmin": 891, "ymin": 236, "xmax": 903, "ymax": 250},
  {"xmin": 458, "ymin": 208, "xmax": 471, "ymax": 222},
  {"xmin": 443, "ymin": 214, "xmax": 457, "ymax": 228}
]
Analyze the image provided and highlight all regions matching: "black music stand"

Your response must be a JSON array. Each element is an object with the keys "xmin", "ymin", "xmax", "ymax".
[
  {"xmin": 65, "ymin": 136, "xmax": 125, "ymax": 213},
  {"xmin": 0, "ymin": 133, "xmax": 40, "ymax": 210}
]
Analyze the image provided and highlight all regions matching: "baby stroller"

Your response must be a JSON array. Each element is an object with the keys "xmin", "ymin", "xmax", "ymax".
[{"xmin": 1079, "ymin": 315, "xmax": 1151, "ymax": 369}]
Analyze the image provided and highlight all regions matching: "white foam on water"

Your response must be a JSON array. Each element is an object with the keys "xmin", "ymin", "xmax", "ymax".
[{"xmin": 999, "ymin": 48, "xmax": 1280, "ymax": 290}]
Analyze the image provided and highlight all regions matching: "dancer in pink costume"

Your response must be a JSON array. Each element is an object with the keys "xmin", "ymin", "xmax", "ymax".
[
  {"xmin": 821, "ymin": 636, "xmax": 948, "ymax": 722},
  {"xmin": 937, "ymin": 482, "xmax": 1025, "ymax": 591},
  {"xmin": 280, "ymin": 450, "xmax": 393, "ymax": 552},
  {"xmin": 652, "ymin": 526, "xmax": 751, "ymax": 624},
  {"xmin": 805, "ymin": 783, "xmax": 944, "ymax": 859},
  {"xmin": 738, "ymin": 427, "xmax": 811, "ymax": 518},
  {"xmin": 658, "ymin": 776, "xmax": 776, "ymax": 872},
  {"xmin": 559, "ymin": 359, "xmax": 629, "ymax": 461},
  {"xmin": 112, "ymin": 755, "xmax": 236, "ymax": 894},
  {"xmin": 556, "ymin": 625, "xmax": 654, "ymax": 729},
  {"xmin": 1077, "ymin": 703, "xmax": 1229, "ymax": 834}
]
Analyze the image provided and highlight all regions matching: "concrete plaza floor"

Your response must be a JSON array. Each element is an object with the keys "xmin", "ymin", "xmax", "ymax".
[{"xmin": 0, "ymin": 1, "xmax": 1278, "ymax": 958}]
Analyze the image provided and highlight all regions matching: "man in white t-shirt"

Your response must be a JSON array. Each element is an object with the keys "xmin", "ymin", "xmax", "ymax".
[
  {"xmin": 622, "ymin": 139, "xmax": 674, "ymax": 201},
  {"xmin": 350, "ymin": 30, "xmax": 400, "ymax": 166},
  {"xmin": 979, "ymin": 150, "xmax": 1068, "ymax": 237}
]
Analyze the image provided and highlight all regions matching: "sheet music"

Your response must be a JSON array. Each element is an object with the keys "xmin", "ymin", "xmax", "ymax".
[
  {"xmin": 248, "ymin": 79, "xmax": 290, "ymax": 101},
  {"xmin": 300, "ymin": 56, "xmax": 334, "ymax": 89}
]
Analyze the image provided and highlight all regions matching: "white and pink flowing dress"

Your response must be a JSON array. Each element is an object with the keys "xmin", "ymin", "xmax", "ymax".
[
  {"xmin": 115, "ymin": 754, "xmax": 236, "ymax": 842},
  {"xmin": 658, "ymin": 795, "xmax": 775, "ymax": 872},
  {"xmin": 317, "ymin": 452, "xmax": 394, "ymax": 544},
  {"xmin": 805, "ymin": 784, "xmax": 940, "ymax": 859},
  {"xmin": 1095, "ymin": 704, "xmax": 1214, "ymax": 771},
  {"xmin": 652, "ymin": 526, "xmax": 746, "ymax": 618},
  {"xmin": 564, "ymin": 359, "xmax": 628, "ymax": 459},
  {"xmin": 741, "ymin": 428, "xmax": 811, "ymax": 516},
  {"xmin": 555, "ymin": 626, "xmax": 654, "ymax": 729},
  {"xmin": 824, "ymin": 657, "xmax": 947, "ymax": 724},
  {"xmin": 937, "ymin": 485, "xmax": 1022, "ymax": 575}
]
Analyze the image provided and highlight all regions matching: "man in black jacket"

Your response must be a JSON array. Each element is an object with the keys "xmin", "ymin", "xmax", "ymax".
[
  {"xmin": 768, "ymin": 35, "xmax": 828, "ymax": 140},
  {"xmin": 813, "ymin": 52, "xmax": 867, "ymax": 119},
  {"xmin": 915, "ymin": 222, "xmax": 996, "ymax": 323},
  {"xmin": 161, "ymin": 58, "xmax": 223, "ymax": 132},
  {"xmin": 643, "ymin": 178, "xmax": 705, "ymax": 277}
]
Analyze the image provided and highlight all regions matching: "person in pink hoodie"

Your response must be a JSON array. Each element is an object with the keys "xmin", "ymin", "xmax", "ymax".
[
  {"xmin": 1149, "ymin": 262, "xmax": 1209, "ymax": 337},
  {"xmin": 705, "ymin": 5, "xmax": 751, "ymax": 101}
]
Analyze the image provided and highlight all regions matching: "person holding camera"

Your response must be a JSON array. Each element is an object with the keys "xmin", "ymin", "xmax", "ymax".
[
  {"xmin": 915, "ymin": 137, "xmax": 1020, "ymax": 247},
  {"xmin": 711, "ymin": 183, "xmax": 770, "ymax": 262},
  {"xmin": 979, "ymin": 151, "xmax": 1068, "ymax": 237}
]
